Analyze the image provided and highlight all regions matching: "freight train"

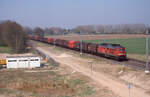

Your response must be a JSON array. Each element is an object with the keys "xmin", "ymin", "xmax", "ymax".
[{"xmin": 29, "ymin": 35, "xmax": 127, "ymax": 61}]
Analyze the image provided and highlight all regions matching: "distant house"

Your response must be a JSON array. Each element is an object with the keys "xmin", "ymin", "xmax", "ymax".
[{"xmin": 6, "ymin": 56, "xmax": 40, "ymax": 69}]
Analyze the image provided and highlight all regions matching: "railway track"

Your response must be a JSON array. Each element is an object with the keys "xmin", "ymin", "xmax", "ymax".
[
  {"xmin": 79, "ymin": 52, "xmax": 148, "ymax": 70},
  {"xmin": 123, "ymin": 58, "xmax": 149, "ymax": 70},
  {"xmin": 115, "ymin": 59, "xmax": 145, "ymax": 70},
  {"xmin": 33, "ymin": 40, "xmax": 149, "ymax": 71},
  {"xmin": 82, "ymin": 53, "xmax": 148, "ymax": 70},
  {"xmin": 72, "ymin": 51, "xmax": 149, "ymax": 71}
]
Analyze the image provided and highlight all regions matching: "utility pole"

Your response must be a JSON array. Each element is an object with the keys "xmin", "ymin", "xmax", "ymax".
[
  {"xmin": 145, "ymin": 27, "xmax": 149, "ymax": 74},
  {"xmin": 104, "ymin": 25, "xmax": 106, "ymax": 43},
  {"xmin": 80, "ymin": 31, "xmax": 83, "ymax": 55},
  {"xmin": 88, "ymin": 61, "xmax": 94, "ymax": 96},
  {"xmin": 88, "ymin": 61, "xmax": 93, "ymax": 79},
  {"xmin": 54, "ymin": 39, "xmax": 56, "ymax": 48},
  {"xmin": 128, "ymin": 83, "xmax": 131, "ymax": 97},
  {"xmin": 94, "ymin": 25, "xmax": 97, "ymax": 34}
]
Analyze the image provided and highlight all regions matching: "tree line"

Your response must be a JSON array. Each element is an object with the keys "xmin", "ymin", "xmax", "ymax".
[
  {"xmin": 26, "ymin": 24, "xmax": 149, "ymax": 37},
  {"xmin": 24, "ymin": 26, "xmax": 67, "ymax": 37},
  {"xmin": 0, "ymin": 20, "xmax": 28, "ymax": 53}
]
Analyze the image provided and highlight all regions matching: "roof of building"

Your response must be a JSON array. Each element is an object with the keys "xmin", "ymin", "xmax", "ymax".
[{"xmin": 6, "ymin": 56, "xmax": 40, "ymax": 58}]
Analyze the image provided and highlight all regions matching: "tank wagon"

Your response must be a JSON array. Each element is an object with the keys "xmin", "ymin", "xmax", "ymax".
[{"xmin": 29, "ymin": 35, "xmax": 127, "ymax": 61}]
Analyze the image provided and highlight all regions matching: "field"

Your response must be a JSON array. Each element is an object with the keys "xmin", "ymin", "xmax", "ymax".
[
  {"xmin": 46, "ymin": 34, "xmax": 150, "ymax": 40},
  {"xmin": 84, "ymin": 38, "xmax": 150, "ymax": 55}
]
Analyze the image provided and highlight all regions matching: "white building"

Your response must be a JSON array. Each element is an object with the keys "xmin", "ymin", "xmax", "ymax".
[{"xmin": 6, "ymin": 56, "xmax": 41, "ymax": 69}]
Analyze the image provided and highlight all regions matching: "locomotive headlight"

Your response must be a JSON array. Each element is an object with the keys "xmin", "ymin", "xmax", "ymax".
[{"xmin": 118, "ymin": 53, "xmax": 123, "ymax": 55}]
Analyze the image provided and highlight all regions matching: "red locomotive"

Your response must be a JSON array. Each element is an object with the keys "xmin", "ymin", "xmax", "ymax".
[
  {"xmin": 97, "ymin": 43, "xmax": 126, "ymax": 60},
  {"xmin": 29, "ymin": 35, "xmax": 127, "ymax": 60}
]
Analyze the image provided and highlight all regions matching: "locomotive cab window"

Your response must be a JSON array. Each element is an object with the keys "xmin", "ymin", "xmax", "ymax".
[
  {"xmin": 117, "ymin": 48, "xmax": 121, "ymax": 51},
  {"xmin": 122, "ymin": 48, "xmax": 125, "ymax": 51}
]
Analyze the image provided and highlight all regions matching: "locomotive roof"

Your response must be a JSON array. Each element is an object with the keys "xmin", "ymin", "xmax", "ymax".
[
  {"xmin": 68, "ymin": 40, "xmax": 79, "ymax": 43},
  {"xmin": 99, "ymin": 43, "xmax": 125, "ymax": 49}
]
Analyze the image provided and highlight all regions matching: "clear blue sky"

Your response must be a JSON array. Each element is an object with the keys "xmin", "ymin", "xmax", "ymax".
[{"xmin": 0, "ymin": 0, "xmax": 150, "ymax": 28}]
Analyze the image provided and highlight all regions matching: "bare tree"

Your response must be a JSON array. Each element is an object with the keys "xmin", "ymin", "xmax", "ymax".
[
  {"xmin": 72, "ymin": 24, "xmax": 146, "ymax": 34},
  {"xmin": 0, "ymin": 24, "xmax": 3, "ymax": 45},
  {"xmin": 0, "ymin": 22, "xmax": 7, "ymax": 46},
  {"xmin": 1, "ymin": 21, "xmax": 28, "ymax": 53}
]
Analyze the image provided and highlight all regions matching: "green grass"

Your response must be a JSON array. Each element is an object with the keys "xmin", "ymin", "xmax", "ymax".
[
  {"xmin": 84, "ymin": 38, "xmax": 150, "ymax": 55},
  {"xmin": 0, "ymin": 46, "xmax": 12, "ymax": 53}
]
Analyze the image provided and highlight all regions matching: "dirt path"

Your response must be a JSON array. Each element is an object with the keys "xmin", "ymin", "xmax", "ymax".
[{"xmin": 36, "ymin": 47, "xmax": 150, "ymax": 97}]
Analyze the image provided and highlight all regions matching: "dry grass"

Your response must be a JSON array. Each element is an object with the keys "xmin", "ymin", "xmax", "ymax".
[{"xmin": 0, "ymin": 67, "xmax": 94, "ymax": 97}]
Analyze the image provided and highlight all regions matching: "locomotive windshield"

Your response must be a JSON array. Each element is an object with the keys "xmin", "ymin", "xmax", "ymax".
[
  {"xmin": 122, "ymin": 48, "xmax": 125, "ymax": 51},
  {"xmin": 117, "ymin": 48, "xmax": 121, "ymax": 51},
  {"xmin": 117, "ymin": 48, "xmax": 125, "ymax": 52}
]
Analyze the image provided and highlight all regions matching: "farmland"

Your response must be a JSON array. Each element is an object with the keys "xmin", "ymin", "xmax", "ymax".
[{"xmin": 47, "ymin": 34, "xmax": 150, "ymax": 40}]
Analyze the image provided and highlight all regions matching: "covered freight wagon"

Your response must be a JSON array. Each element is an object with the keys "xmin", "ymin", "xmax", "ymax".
[
  {"xmin": 68, "ymin": 40, "xmax": 79, "ymax": 49},
  {"xmin": 82, "ymin": 42, "xmax": 91, "ymax": 52},
  {"xmin": 6, "ymin": 56, "xmax": 40, "ymax": 69},
  {"xmin": 88, "ymin": 43, "xmax": 98, "ymax": 54}
]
